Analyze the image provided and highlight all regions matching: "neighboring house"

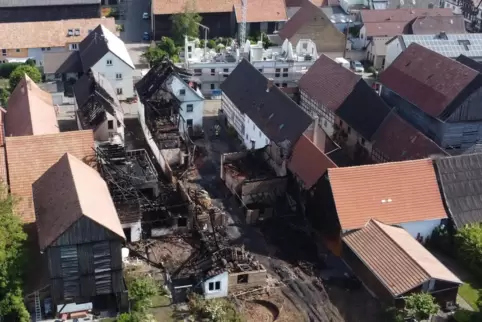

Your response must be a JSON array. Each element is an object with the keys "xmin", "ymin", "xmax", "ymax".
[
  {"xmin": 4, "ymin": 75, "xmax": 59, "ymax": 137},
  {"xmin": 343, "ymin": 219, "xmax": 461, "ymax": 307},
  {"xmin": 278, "ymin": 0, "xmax": 346, "ymax": 56},
  {"xmin": 0, "ymin": 0, "xmax": 101, "ymax": 23},
  {"xmin": 370, "ymin": 111, "xmax": 448, "ymax": 162},
  {"xmin": 298, "ymin": 55, "xmax": 390, "ymax": 158},
  {"xmin": 33, "ymin": 153, "xmax": 126, "ymax": 308},
  {"xmin": 136, "ymin": 60, "xmax": 204, "ymax": 136},
  {"xmin": 385, "ymin": 32, "xmax": 482, "ymax": 67},
  {"xmin": 434, "ymin": 153, "xmax": 482, "ymax": 228},
  {"xmin": 372, "ymin": 0, "xmax": 443, "ymax": 9},
  {"xmin": 44, "ymin": 24, "xmax": 135, "ymax": 100},
  {"xmin": 320, "ymin": 6, "xmax": 359, "ymax": 32},
  {"xmin": 74, "ymin": 70, "xmax": 125, "ymax": 143},
  {"xmin": 316, "ymin": 159, "xmax": 448, "ymax": 255},
  {"xmin": 357, "ymin": 8, "xmax": 453, "ymax": 47},
  {"xmin": 411, "ymin": 15, "xmax": 466, "ymax": 34},
  {"xmin": 5, "ymin": 130, "xmax": 95, "ymax": 223},
  {"xmin": 0, "ymin": 17, "xmax": 116, "ymax": 67},
  {"xmin": 152, "ymin": 0, "xmax": 287, "ymax": 40},
  {"xmin": 365, "ymin": 36, "xmax": 391, "ymax": 69},
  {"xmin": 220, "ymin": 59, "xmax": 313, "ymax": 176},
  {"xmin": 380, "ymin": 43, "xmax": 482, "ymax": 153},
  {"xmin": 338, "ymin": 0, "xmax": 369, "ymax": 13}
]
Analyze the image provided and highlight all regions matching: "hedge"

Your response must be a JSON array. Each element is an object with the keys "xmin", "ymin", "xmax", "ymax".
[{"xmin": 0, "ymin": 63, "xmax": 23, "ymax": 78}]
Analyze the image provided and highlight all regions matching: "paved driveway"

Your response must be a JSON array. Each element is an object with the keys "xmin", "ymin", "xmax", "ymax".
[{"xmin": 118, "ymin": 0, "xmax": 151, "ymax": 44}]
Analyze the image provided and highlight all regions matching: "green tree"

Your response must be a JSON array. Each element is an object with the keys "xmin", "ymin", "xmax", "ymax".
[
  {"xmin": 9, "ymin": 65, "xmax": 41, "ymax": 91},
  {"xmin": 143, "ymin": 37, "xmax": 180, "ymax": 65},
  {"xmin": 0, "ymin": 187, "xmax": 29, "ymax": 321},
  {"xmin": 455, "ymin": 224, "xmax": 482, "ymax": 279},
  {"xmin": 127, "ymin": 275, "xmax": 158, "ymax": 312},
  {"xmin": 170, "ymin": 0, "xmax": 202, "ymax": 43},
  {"xmin": 404, "ymin": 293, "xmax": 439, "ymax": 321}
]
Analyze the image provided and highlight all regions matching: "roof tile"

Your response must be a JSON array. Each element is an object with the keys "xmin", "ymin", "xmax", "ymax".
[
  {"xmin": 343, "ymin": 219, "xmax": 461, "ymax": 296},
  {"xmin": 6, "ymin": 130, "xmax": 95, "ymax": 223},
  {"xmin": 328, "ymin": 159, "xmax": 447, "ymax": 230},
  {"xmin": 234, "ymin": 0, "xmax": 287, "ymax": 22},
  {"xmin": 411, "ymin": 15, "xmax": 466, "ymax": 34},
  {"xmin": 360, "ymin": 8, "xmax": 453, "ymax": 23},
  {"xmin": 279, "ymin": 0, "xmax": 324, "ymax": 40}
]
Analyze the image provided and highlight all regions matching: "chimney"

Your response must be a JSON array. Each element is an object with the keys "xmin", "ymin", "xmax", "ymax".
[{"xmin": 266, "ymin": 78, "xmax": 274, "ymax": 92}]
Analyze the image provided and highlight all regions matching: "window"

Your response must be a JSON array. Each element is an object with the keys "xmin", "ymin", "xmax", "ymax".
[
  {"xmin": 41, "ymin": 48, "xmax": 46, "ymax": 51},
  {"xmin": 283, "ymin": 68, "xmax": 288, "ymax": 77},
  {"xmin": 107, "ymin": 59, "xmax": 113, "ymax": 66},
  {"xmin": 259, "ymin": 130, "xmax": 262, "ymax": 137},
  {"xmin": 211, "ymin": 68, "xmax": 215, "ymax": 76},
  {"xmin": 194, "ymin": 68, "xmax": 202, "ymax": 76},
  {"xmin": 282, "ymin": 83, "xmax": 287, "ymax": 88},
  {"xmin": 187, "ymin": 46, "xmax": 192, "ymax": 52},
  {"xmin": 1, "ymin": 49, "xmax": 5, "ymax": 56},
  {"xmin": 208, "ymin": 281, "xmax": 221, "ymax": 291},
  {"xmin": 16, "ymin": 49, "xmax": 20, "ymax": 52},
  {"xmin": 116, "ymin": 88, "xmax": 123, "ymax": 95},
  {"xmin": 361, "ymin": 138, "xmax": 365, "ymax": 145},
  {"xmin": 47, "ymin": 47, "xmax": 51, "ymax": 51},
  {"xmin": 210, "ymin": 84, "xmax": 215, "ymax": 90},
  {"xmin": 180, "ymin": 89, "xmax": 186, "ymax": 95},
  {"xmin": 107, "ymin": 120, "xmax": 114, "ymax": 130},
  {"xmin": 69, "ymin": 43, "xmax": 78, "ymax": 51},
  {"xmin": 258, "ymin": 68, "xmax": 263, "ymax": 73},
  {"xmin": 223, "ymin": 68, "xmax": 229, "ymax": 77},
  {"xmin": 177, "ymin": 217, "xmax": 187, "ymax": 227},
  {"xmin": 237, "ymin": 274, "xmax": 248, "ymax": 284},
  {"xmin": 246, "ymin": 134, "xmax": 248, "ymax": 139},
  {"xmin": 186, "ymin": 104, "xmax": 193, "ymax": 112},
  {"xmin": 275, "ymin": 83, "xmax": 280, "ymax": 87},
  {"xmin": 347, "ymin": 126, "xmax": 351, "ymax": 134},
  {"xmin": 275, "ymin": 68, "xmax": 280, "ymax": 77},
  {"xmin": 116, "ymin": 73, "xmax": 122, "ymax": 80}
]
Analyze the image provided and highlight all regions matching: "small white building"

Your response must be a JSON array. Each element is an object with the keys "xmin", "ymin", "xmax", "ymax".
[
  {"xmin": 181, "ymin": 37, "xmax": 317, "ymax": 96},
  {"xmin": 73, "ymin": 70, "xmax": 125, "ymax": 144},
  {"xmin": 44, "ymin": 24, "xmax": 135, "ymax": 100},
  {"xmin": 202, "ymin": 271, "xmax": 229, "ymax": 299}
]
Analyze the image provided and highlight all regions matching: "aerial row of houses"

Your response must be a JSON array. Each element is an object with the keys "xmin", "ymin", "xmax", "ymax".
[{"xmin": 214, "ymin": 36, "xmax": 482, "ymax": 307}]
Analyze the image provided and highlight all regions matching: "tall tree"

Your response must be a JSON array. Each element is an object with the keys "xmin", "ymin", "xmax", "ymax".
[
  {"xmin": 170, "ymin": 0, "xmax": 202, "ymax": 44},
  {"xmin": 0, "ymin": 187, "xmax": 29, "ymax": 321},
  {"xmin": 143, "ymin": 37, "xmax": 180, "ymax": 65},
  {"xmin": 8, "ymin": 65, "xmax": 41, "ymax": 92},
  {"xmin": 404, "ymin": 293, "xmax": 439, "ymax": 321}
]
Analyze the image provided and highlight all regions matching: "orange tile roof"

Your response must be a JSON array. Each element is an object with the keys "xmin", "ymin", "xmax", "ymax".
[
  {"xmin": 6, "ymin": 131, "xmax": 95, "ymax": 223},
  {"xmin": 0, "ymin": 146, "xmax": 7, "ymax": 185},
  {"xmin": 343, "ymin": 219, "xmax": 461, "ymax": 296},
  {"xmin": 328, "ymin": 159, "xmax": 447, "ymax": 230},
  {"xmin": 34, "ymin": 153, "xmax": 125, "ymax": 250},
  {"xmin": 234, "ymin": 0, "xmax": 287, "ymax": 23},
  {"xmin": 153, "ymin": 0, "xmax": 234, "ymax": 15},
  {"xmin": 0, "ymin": 18, "xmax": 117, "ymax": 50},
  {"xmin": 5, "ymin": 75, "xmax": 59, "ymax": 137},
  {"xmin": 288, "ymin": 134, "xmax": 336, "ymax": 189}
]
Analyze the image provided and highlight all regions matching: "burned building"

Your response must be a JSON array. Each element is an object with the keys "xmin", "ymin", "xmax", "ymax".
[
  {"xmin": 220, "ymin": 149, "xmax": 290, "ymax": 224},
  {"xmin": 74, "ymin": 70, "xmax": 124, "ymax": 144},
  {"xmin": 33, "ymin": 153, "xmax": 126, "ymax": 314},
  {"xmin": 136, "ymin": 59, "xmax": 201, "ymax": 180}
]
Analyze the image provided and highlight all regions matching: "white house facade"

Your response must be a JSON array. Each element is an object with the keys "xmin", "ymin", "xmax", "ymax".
[
  {"xmin": 169, "ymin": 75, "xmax": 204, "ymax": 134},
  {"xmin": 203, "ymin": 272, "xmax": 229, "ymax": 300},
  {"xmin": 91, "ymin": 52, "xmax": 134, "ymax": 100}
]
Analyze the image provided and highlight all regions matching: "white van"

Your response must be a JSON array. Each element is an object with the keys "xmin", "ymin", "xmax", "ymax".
[{"xmin": 334, "ymin": 57, "xmax": 350, "ymax": 69}]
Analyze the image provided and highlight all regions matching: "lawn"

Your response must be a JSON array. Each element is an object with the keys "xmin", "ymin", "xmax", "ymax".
[
  {"xmin": 459, "ymin": 282, "xmax": 480, "ymax": 311},
  {"xmin": 149, "ymin": 295, "xmax": 174, "ymax": 322}
]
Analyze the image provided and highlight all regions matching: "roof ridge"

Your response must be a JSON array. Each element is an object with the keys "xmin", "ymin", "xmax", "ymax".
[
  {"xmin": 371, "ymin": 219, "xmax": 432, "ymax": 281},
  {"xmin": 328, "ymin": 157, "xmax": 431, "ymax": 174}
]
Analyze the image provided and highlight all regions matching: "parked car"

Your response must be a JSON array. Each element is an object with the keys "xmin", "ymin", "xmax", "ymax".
[
  {"xmin": 143, "ymin": 32, "xmax": 150, "ymax": 41},
  {"xmin": 350, "ymin": 60, "xmax": 364, "ymax": 73},
  {"xmin": 142, "ymin": 12, "xmax": 149, "ymax": 19}
]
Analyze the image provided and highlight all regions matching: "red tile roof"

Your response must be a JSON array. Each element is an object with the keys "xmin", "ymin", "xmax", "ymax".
[
  {"xmin": 279, "ymin": 0, "xmax": 322, "ymax": 40},
  {"xmin": 34, "ymin": 153, "xmax": 125, "ymax": 250},
  {"xmin": 285, "ymin": 0, "xmax": 325, "ymax": 6},
  {"xmin": 343, "ymin": 219, "xmax": 461, "ymax": 296},
  {"xmin": 299, "ymin": 55, "xmax": 360, "ymax": 112},
  {"xmin": 288, "ymin": 134, "xmax": 337, "ymax": 189},
  {"xmin": 363, "ymin": 22, "xmax": 410, "ymax": 37},
  {"xmin": 153, "ymin": 0, "xmax": 234, "ymax": 15},
  {"xmin": 372, "ymin": 112, "xmax": 448, "ymax": 162},
  {"xmin": 360, "ymin": 8, "xmax": 453, "ymax": 23},
  {"xmin": 328, "ymin": 159, "xmax": 447, "ymax": 230},
  {"xmin": 5, "ymin": 75, "xmax": 59, "ymax": 137},
  {"xmin": 6, "ymin": 131, "xmax": 95, "ymax": 223},
  {"xmin": 234, "ymin": 0, "xmax": 287, "ymax": 23},
  {"xmin": 379, "ymin": 43, "xmax": 479, "ymax": 118},
  {"xmin": 411, "ymin": 15, "xmax": 466, "ymax": 34}
]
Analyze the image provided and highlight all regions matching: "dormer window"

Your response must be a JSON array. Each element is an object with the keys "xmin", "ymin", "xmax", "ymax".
[{"xmin": 67, "ymin": 29, "xmax": 73, "ymax": 36}]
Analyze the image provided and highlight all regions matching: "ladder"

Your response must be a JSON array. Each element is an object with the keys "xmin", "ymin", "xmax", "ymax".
[{"xmin": 34, "ymin": 291, "xmax": 42, "ymax": 321}]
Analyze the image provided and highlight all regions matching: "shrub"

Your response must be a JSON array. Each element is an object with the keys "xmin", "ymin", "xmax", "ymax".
[
  {"xmin": 207, "ymin": 39, "xmax": 216, "ymax": 49},
  {"xmin": 0, "ymin": 63, "xmax": 22, "ymax": 78},
  {"xmin": 127, "ymin": 276, "xmax": 159, "ymax": 312},
  {"xmin": 455, "ymin": 224, "xmax": 482, "ymax": 279},
  {"xmin": 404, "ymin": 293, "xmax": 439, "ymax": 321},
  {"xmin": 9, "ymin": 65, "xmax": 41, "ymax": 91}
]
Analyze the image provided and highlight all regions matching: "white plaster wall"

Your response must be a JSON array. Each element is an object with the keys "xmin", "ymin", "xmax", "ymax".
[
  {"xmin": 243, "ymin": 115, "xmax": 269, "ymax": 150},
  {"xmin": 359, "ymin": 25, "xmax": 368, "ymax": 48},
  {"xmin": 169, "ymin": 75, "xmax": 204, "ymax": 133},
  {"xmin": 122, "ymin": 221, "xmax": 141, "ymax": 242},
  {"xmin": 385, "ymin": 38, "xmax": 404, "ymax": 68},
  {"xmin": 221, "ymin": 93, "xmax": 244, "ymax": 136},
  {"xmin": 399, "ymin": 219, "xmax": 443, "ymax": 242},
  {"xmin": 91, "ymin": 52, "xmax": 134, "ymax": 100},
  {"xmin": 93, "ymin": 113, "xmax": 124, "ymax": 143},
  {"xmin": 203, "ymin": 272, "xmax": 229, "ymax": 299},
  {"xmin": 28, "ymin": 46, "xmax": 66, "ymax": 67}
]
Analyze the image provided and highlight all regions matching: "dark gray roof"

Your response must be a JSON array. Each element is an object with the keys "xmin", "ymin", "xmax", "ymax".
[
  {"xmin": 220, "ymin": 59, "xmax": 312, "ymax": 145},
  {"xmin": 79, "ymin": 24, "xmax": 110, "ymax": 72},
  {"xmin": 43, "ymin": 51, "xmax": 82, "ymax": 74},
  {"xmin": 0, "ymin": 0, "xmax": 99, "ymax": 6},
  {"xmin": 456, "ymin": 55, "xmax": 482, "ymax": 74},
  {"xmin": 434, "ymin": 153, "xmax": 482, "ymax": 228}
]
